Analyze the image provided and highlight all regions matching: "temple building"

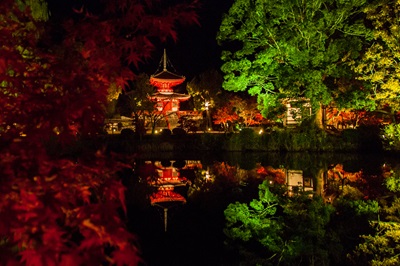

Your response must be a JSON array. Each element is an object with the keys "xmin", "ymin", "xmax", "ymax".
[{"xmin": 149, "ymin": 49, "xmax": 191, "ymax": 129}]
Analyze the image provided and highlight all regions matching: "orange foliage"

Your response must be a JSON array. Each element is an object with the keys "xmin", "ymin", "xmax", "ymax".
[
  {"xmin": 325, "ymin": 107, "xmax": 391, "ymax": 130},
  {"xmin": 213, "ymin": 105, "xmax": 240, "ymax": 125},
  {"xmin": 326, "ymin": 164, "xmax": 364, "ymax": 183},
  {"xmin": 212, "ymin": 162, "xmax": 239, "ymax": 181},
  {"xmin": 257, "ymin": 165, "xmax": 286, "ymax": 184}
]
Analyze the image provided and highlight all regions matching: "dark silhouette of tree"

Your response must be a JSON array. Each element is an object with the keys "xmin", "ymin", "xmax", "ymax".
[{"xmin": 186, "ymin": 68, "xmax": 224, "ymax": 111}]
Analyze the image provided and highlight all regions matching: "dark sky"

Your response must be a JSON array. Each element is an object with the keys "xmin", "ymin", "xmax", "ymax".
[{"xmin": 142, "ymin": 0, "xmax": 234, "ymax": 80}]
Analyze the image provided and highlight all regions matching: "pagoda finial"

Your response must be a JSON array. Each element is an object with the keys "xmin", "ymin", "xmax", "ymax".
[{"xmin": 163, "ymin": 49, "xmax": 167, "ymax": 71}]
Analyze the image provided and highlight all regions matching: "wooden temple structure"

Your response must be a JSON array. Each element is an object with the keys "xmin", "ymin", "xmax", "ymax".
[{"xmin": 149, "ymin": 49, "xmax": 191, "ymax": 129}]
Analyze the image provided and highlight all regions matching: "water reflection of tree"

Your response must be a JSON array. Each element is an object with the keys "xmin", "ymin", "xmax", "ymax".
[
  {"xmin": 188, "ymin": 162, "xmax": 261, "ymax": 201},
  {"xmin": 131, "ymin": 155, "xmax": 400, "ymax": 265},
  {"xmin": 324, "ymin": 163, "xmax": 387, "ymax": 203},
  {"xmin": 211, "ymin": 159, "xmax": 400, "ymax": 265}
]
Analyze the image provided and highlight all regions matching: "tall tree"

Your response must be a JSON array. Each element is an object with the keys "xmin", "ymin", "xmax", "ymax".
[
  {"xmin": 0, "ymin": 0, "xmax": 199, "ymax": 264},
  {"xmin": 217, "ymin": 0, "xmax": 372, "ymax": 121},
  {"xmin": 351, "ymin": 0, "xmax": 400, "ymax": 119},
  {"xmin": 186, "ymin": 68, "xmax": 224, "ymax": 111}
]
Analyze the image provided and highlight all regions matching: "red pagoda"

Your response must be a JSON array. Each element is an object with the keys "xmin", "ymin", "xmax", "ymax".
[{"xmin": 149, "ymin": 49, "xmax": 190, "ymax": 129}]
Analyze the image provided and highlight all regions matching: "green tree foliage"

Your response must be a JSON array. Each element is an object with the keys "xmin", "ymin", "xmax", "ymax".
[
  {"xmin": 282, "ymin": 196, "xmax": 337, "ymax": 265},
  {"xmin": 382, "ymin": 123, "xmax": 400, "ymax": 151},
  {"xmin": 217, "ymin": 0, "xmax": 373, "ymax": 118},
  {"xmin": 351, "ymin": 0, "xmax": 400, "ymax": 114},
  {"xmin": 224, "ymin": 181, "xmax": 337, "ymax": 265},
  {"xmin": 224, "ymin": 181, "xmax": 284, "ymax": 254},
  {"xmin": 349, "ymin": 167, "xmax": 400, "ymax": 266},
  {"xmin": 350, "ymin": 222, "xmax": 400, "ymax": 266},
  {"xmin": 385, "ymin": 169, "xmax": 400, "ymax": 194},
  {"xmin": 16, "ymin": 0, "xmax": 49, "ymax": 21}
]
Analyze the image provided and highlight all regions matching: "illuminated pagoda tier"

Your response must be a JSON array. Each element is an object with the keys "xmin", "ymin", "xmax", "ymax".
[
  {"xmin": 149, "ymin": 49, "xmax": 190, "ymax": 128},
  {"xmin": 150, "ymin": 185, "xmax": 186, "ymax": 232},
  {"xmin": 150, "ymin": 185, "xmax": 186, "ymax": 204},
  {"xmin": 147, "ymin": 163, "xmax": 188, "ymax": 186}
]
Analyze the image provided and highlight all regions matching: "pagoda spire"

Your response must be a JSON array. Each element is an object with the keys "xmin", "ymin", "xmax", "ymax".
[
  {"xmin": 149, "ymin": 49, "xmax": 186, "ymax": 92},
  {"xmin": 163, "ymin": 48, "xmax": 167, "ymax": 71}
]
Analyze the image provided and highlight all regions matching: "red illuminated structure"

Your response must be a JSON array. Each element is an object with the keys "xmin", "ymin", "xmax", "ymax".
[
  {"xmin": 145, "ymin": 160, "xmax": 188, "ymax": 231},
  {"xmin": 150, "ymin": 185, "xmax": 186, "ymax": 204},
  {"xmin": 149, "ymin": 49, "xmax": 190, "ymax": 129}
]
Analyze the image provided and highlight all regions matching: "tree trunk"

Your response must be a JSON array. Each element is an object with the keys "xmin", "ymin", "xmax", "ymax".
[{"xmin": 314, "ymin": 104, "xmax": 324, "ymax": 129}]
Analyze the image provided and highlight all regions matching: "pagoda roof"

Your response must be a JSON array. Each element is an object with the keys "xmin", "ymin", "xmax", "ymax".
[
  {"xmin": 150, "ymin": 191, "xmax": 186, "ymax": 204},
  {"xmin": 151, "ymin": 70, "xmax": 185, "ymax": 81},
  {"xmin": 150, "ymin": 92, "xmax": 190, "ymax": 101},
  {"xmin": 150, "ymin": 185, "xmax": 186, "ymax": 204},
  {"xmin": 150, "ymin": 70, "xmax": 185, "ymax": 88},
  {"xmin": 150, "ymin": 49, "xmax": 185, "ymax": 86}
]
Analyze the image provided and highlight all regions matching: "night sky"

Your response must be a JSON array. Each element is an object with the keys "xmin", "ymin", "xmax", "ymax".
[{"xmin": 142, "ymin": 0, "xmax": 234, "ymax": 80}]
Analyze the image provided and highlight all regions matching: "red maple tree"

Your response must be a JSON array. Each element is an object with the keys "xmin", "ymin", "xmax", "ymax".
[
  {"xmin": 213, "ymin": 95, "xmax": 269, "ymax": 131},
  {"xmin": 0, "ymin": 0, "xmax": 198, "ymax": 265},
  {"xmin": 213, "ymin": 101, "xmax": 240, "ymax": 131}
]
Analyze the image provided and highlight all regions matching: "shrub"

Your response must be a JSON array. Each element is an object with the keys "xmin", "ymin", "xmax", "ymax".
[
  {"xmin": 382, "ymin": 123, "xmax": 400, "ymax": 151},
  {"xmin": 120, "ymin": 128, "xmax": 135, "ymax": 139},
  {"xmin": 172, "ymin": 127, "xmax": 187, "ymax": 136},
  {"xmin": 160, "ymin": 128, "xmax": 172, "ymax": 137}
]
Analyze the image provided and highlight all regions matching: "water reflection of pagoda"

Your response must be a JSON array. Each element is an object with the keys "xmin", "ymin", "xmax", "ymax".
[
  {"xmin": 149, "ymin": 49, "xmax": 190, "ymax": 129},
  {"xmin": 146, "ymin": 160, "xmax": 189, "ymax": 232}
]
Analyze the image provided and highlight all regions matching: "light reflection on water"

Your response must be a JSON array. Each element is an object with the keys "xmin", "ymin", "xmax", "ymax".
[{"xmin": 127, "ymin": 152, "xmax": 398, "ymax": 266}]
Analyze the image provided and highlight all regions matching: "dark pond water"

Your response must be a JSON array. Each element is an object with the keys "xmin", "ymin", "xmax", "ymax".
[{"xmin": 124, "ymin": 152, "xmax": 398, "ymax": 266}]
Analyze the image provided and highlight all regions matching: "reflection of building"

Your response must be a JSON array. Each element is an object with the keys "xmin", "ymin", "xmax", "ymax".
[
  {"xmin": 141, "ymin": 160, "xmax": 201, "ymax": 232},
  {"xmin": 149, "ymin": 49, "xmax": 191, "ymax": 129},
  {"xmin": 255, "ymin": 165, "xmax": 316, "ymax": 196},
  {"xmin": 148, "ymin": 161, "xmax": 188, "ymax": 186},
  {"xmin": 286, "ymin": 170, "xmax": 313, "ymax": 196}
]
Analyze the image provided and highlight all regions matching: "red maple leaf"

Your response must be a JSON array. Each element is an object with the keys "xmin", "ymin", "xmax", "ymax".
[{"xmin": 112, "ymin": 246, "xmax": 143, "ymax": 266}]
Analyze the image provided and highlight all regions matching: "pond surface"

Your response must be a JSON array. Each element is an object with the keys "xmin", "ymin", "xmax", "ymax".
[{"xmin": 124, "ymin": 151, "xmax": 398, "ymax": 266}]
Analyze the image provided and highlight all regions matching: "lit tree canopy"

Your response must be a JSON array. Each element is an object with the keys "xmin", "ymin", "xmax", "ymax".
[
  {"xmin": 217, "ymin": 0, "xmax": 373, "ymax": 117},
  {"xmin": 351, "ymin": 0, "xmax": 400, "ymax": 114}
]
